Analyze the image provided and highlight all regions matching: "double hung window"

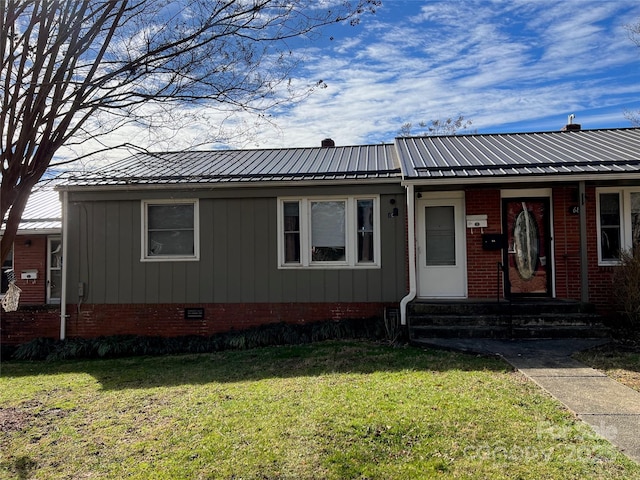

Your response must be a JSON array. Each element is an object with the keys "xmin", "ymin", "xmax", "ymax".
[
  {"xmin": 279, "ymin": 196, "xmax": 379, "ymax": 268},
  {"xmin": 142, "ymin": 200, "xmax": 199, "ymax": 261},
  {"xmin": 597, "ymin": 188, "xmax": 640, "ymax": 264}
]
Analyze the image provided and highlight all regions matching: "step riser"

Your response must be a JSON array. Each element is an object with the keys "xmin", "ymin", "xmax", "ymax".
[
  {"xmin": 407, "ymin": 300, "xmax": 607, "ymax": 340},
  {"xmin": 408, "ymin": 301, "xmax": 595, "ymax": 316},
  {"xmin": 410, "ymin": 326, "xmax": 610, "ymax": 340},
  {"xmin": 409, "ymin": 314, "xmax": 603, "ymax": 327}
]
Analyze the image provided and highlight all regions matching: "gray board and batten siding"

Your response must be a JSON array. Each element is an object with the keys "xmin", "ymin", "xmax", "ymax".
[{"xmin": 64, "ymin": 185, "xmax": 407, "ymax": 306}]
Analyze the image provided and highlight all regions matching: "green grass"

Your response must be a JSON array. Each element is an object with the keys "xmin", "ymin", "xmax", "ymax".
[
  {"xmin": 1, "ymin": 341, "xmax": 639, "ymax": 479},
  {"xmin": 576, "ymin": 346, "xmax": 640, "ymax": 393}
]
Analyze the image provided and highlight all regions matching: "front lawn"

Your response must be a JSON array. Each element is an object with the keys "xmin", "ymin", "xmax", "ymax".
[
  {"xmin": 575, "ymin": 345, "xmax": 640, "ymax": 393},
  {"xmin": 1, "ymin": 341, "xmax": 638, "ymax": 479}
]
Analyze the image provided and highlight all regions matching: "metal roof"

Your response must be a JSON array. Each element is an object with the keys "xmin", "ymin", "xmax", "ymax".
[
  {"xmin": 1, "ymin": 178, "xmax": 62, "ymax": 234},
  {"xmin": 396, "ymin": 128, "xmax": 640, "ymax": 180},
  {"xmin": 64, "ymin": 143, "xmax": 401, "ymax": 187}
]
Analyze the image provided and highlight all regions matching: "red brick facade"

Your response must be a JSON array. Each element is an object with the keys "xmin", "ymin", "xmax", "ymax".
[
  {"xmin": 463, "ymin": 185, "xmax": 617, "ymax": 309},
  {"xmin": 9, "ymin": 235, "xmax": 49, "ymax": 305},
  {"xmin": 1, "ymin": 302, "xmax": 391, "ymax": 345},
  {"xmin": 551, "ymin": 186, "xmax": 583, "ymax": 300},
  {"xmin": 465, "ymin": 189, "xmax": 504, "ymax": 298},
  {"xmin": 1, "ymin": 306, "xmax": 60, "ymax": 345}
]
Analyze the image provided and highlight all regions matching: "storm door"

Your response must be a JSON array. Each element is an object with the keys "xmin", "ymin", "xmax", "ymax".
[
  {"xmin": 417, "ymin": 194, "xmax": 466, "ymax": 298},
  {"xmin": 502, "ymin": 198, "xmax": 551, "ymax": 297}
]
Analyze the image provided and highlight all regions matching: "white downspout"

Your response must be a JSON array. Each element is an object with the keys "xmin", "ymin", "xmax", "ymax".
[
  {"xmin": 60, "ymin": 190, "xmax": 68, "ymax": 340},
  {"xmin": 400, "ymin": 184, "xmax": 416, "ymax": 325}
]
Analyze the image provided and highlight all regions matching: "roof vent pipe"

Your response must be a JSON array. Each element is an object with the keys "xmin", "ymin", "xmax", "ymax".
[
  {"xmin": 562, "ymin": 114, "xmax": 581, "ymax": 132},
  {"xmin": 321, "ymin": 138, "xmax": 335, "ymax": 148}
]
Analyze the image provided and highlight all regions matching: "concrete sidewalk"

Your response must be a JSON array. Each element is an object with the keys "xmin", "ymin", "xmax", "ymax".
[{"xmin": 421, "ymin": 338, "xmax": 640, "ymax": 464}]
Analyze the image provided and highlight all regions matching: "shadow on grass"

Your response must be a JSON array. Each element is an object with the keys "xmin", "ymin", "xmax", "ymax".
[
  {"xmin": 575, "ymin": 341, "xmax": 640, "ymax": 374},
  {"xmin": 0, "ymin": 341, "xmax": 512, "ymax": 390}
]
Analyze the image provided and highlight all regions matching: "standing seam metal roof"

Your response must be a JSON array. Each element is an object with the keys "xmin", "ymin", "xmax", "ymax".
[
  {"xmin": 1, "ymin": 179, "xmax": 62, "ymax": 233},
  {"xmin": 396, "ymin": 128, "xmax": 640, "ymax": 179},
  {"xmin": 66, "ymin": 144, "xmax": 401, "ymax": 186},
  {"xmin": 61, "ymin": 128, "xmax": 640, "ymax": 189}
]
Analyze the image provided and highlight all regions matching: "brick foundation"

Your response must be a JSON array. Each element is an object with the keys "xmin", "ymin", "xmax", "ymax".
[
  {"xmin": 1, "ymin": 302, "xmax": 391, "ymax": 345},
  {"xmin": 1, "ymin": 306, "xmax": 61, "ymax": 345}
]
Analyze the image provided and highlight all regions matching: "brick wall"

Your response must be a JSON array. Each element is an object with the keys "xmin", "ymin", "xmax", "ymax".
[
  {"xmin": 0, "ymin": 306, "xmax": 60, "ymax": 345},
  {"xmin": 465, "ymin": 189, "xmax": 503, "ymax": 298},
  {"xmin": 464, "ymin": 186, "xmax": 605, "ymax": 307},
  {"xmin": 551, "ymin": 186, "xmax": 582, "ymax": 300},
  {"xmin": 1, "ymin": 301, "xmax": 391, "ymax": 345},
  {"xmin": 10, "ymin": 235, "xmax": 48, "ymax": 304}
]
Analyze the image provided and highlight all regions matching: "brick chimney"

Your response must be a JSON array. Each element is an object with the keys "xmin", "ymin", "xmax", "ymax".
[
  {"xmin": 321, "ymin": 138, "xmax": 335, "ymax": 148},
  {"xmin": 561, "ymin": 114, "xmax": 581, "ymax": 132}
]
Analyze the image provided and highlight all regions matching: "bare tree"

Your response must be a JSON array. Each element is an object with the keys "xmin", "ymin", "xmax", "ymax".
[
  {"xmin": 1, "ymin": 0, "xmax": 379, "ymax": 263},
  {"xmin": 625, "ymin": 19, "xmax": 640, "ymax": 127},
  {"xmin": 399, "ymin": 115, "xmax": 474, "ymax": 137}
]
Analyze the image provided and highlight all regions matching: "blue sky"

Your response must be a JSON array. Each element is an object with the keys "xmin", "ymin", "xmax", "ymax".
[
  {"xmin": 61, "ymin": 0, "xmax": 640, "ymax": 163},
  {"xmin": 265, "ymin": 0, "xmax": 640, "ymax": 147}
]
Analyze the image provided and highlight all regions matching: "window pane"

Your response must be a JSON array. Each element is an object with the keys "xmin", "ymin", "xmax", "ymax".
[
  {"xmin": 148, "ymin": 204, "xmax": 194, "ymax": 230},
  {"xmin": 357, "ymin": 199, "xmax": 374, "ymax": 262},
  {"xmin": 50, "ymin": 239, "xmax": 62, "ymax": 269},
  {"xmin": 48, "ymin": 238, "xmax": 62, "ymax": 303},
  {"xmin": 600, "ymin": 193, "xmax": 620, "ymax": 260},
  {"xmin": 425, "ymin": 206, "xmax": 455, "ymax": 266},
  {"xmin": 283, "ymin": 201, "xmax": 300, "ymax": 263},
  {"xmin": 311, "ymin": 201, "xmax": 345, "ymax": 262},
  {"xmin": 147, "ymin": 203, "xmax": 195, "ymax": 257},
  {"xmin": 632, "ymin": 192, "xmax": 640, "ymax": 249},
  {"xmin": 149, "ymin": 230, "xmax": 195, "ymax": 256}
]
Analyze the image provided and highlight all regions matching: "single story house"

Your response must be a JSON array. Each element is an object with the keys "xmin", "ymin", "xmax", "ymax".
[{"xmin": 2, "ymin": 126, "xmax": 640, "ymax": 344}]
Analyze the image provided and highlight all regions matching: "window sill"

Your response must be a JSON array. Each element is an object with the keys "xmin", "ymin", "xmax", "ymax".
[
  {"xmin": 279, "ymin": 264, "xmax": 381, "ymax": 270},
  {"xmin": 140, "ymin": 257, "xmax": 200, "ymax": 262}
]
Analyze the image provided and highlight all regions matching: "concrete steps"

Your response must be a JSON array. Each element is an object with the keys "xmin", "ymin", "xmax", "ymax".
[{"xmin": 408, "ymin": 300, "xmax": 609, "ymax": 341}]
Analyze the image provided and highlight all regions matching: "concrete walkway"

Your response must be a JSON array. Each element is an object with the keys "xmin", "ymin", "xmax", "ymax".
[{"xmin": 421, "ymin": 338, "xmax": 640, "ymax": 464}]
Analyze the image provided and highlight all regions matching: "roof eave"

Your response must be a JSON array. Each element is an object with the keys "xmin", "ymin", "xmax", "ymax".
[
  {"xmin": 57, "ymin": 176, "xmax": 403, "ymax": 192},
  {"xmin": 401, "ymin": 171, "xmax": 640, "ymax": 187}
]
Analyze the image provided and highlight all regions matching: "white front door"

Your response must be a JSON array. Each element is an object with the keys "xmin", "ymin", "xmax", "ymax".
[{"xmin": 417, "ymin": 193, "xmax": 467, "ymax": 298}]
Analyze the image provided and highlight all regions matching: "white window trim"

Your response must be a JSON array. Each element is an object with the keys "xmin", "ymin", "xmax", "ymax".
[
  {"xmin": 141, "ymin": 199, "xmax": 200, "ymax": 262},
  {"xmin": 277, "ymin": 195, "xmax": 381, "ymax": 269},
  {"xmin": 47, "ymin": 236, "xmax": 62, "ymax": 304},
  {"xmin": 596, "ymin": 187, "xmax": 640, "ymax": 265}
]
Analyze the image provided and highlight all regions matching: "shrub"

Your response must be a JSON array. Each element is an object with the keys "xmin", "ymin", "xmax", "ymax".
[
  {"xmin": 11, "ymin": 317, "xmax": 387, "ymax": 361},
  {"xmin": 612, "ymin": 248, "xmax": 640, "ymax": 330}
]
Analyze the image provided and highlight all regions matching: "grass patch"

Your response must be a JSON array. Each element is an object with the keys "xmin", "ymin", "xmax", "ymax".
[
  {"xmin": 575, "ymin": 345, "xmax": 640, "ymax": 393},
  {"xmin": 1, "ymin": 341, "xmax": 639, "ymax": 479}
]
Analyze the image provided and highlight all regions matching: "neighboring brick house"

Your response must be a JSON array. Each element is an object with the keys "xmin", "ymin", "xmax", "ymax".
[
  {"xmin": 1, "ymin": 181, "xmax": 63, "ymax": 344},
  {"xmin": 2, "ymin": 127, "xmax": 639, "ymax": 345}
]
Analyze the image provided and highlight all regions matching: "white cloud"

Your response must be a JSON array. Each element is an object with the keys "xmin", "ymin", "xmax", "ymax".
[{"xmin": 54, "ymin": 0, "xmax": 640, "ymax": 165}]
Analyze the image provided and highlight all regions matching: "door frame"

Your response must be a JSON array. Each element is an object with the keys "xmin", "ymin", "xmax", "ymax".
[
  {"xmin": 501, "ymin": 189, "xmax": 554, "ymax": 298},
  {"xmin": 47, "ymin": 236, "xmax": 62, "ymax": 304},
  {"xmin": 416, "ymin": 191, "xmax": 467, "ymax": 298}
]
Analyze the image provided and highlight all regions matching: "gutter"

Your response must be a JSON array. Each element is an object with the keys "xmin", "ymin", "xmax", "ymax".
[
  {"xmin": 400, "ymin": 184, "xmax": 416, "ymax": 325},
  {"xmin": 60, "ymin": 190, "xmax": 68, "ymax": 340},
  {"xmin": 400, "ymin": 171, "xmax": 640, "ymax": 187}
]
